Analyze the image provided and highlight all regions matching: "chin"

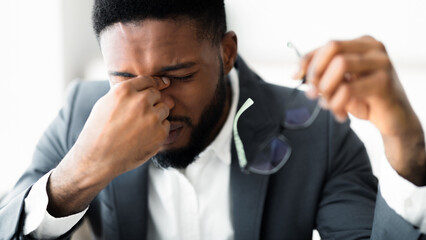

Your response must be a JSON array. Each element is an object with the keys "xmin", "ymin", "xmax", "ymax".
[{"xmin": 160, "ymin": 137, "xmax": 189, "ymax": 151}]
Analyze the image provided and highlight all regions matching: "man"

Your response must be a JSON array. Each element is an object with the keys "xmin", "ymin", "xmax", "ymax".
[{"xmin": 0, "ymin": 0, "xmax": 425, "ymax": 239}]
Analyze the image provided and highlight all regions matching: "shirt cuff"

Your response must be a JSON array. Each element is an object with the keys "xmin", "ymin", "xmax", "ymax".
[
  {"xmin": 379, "ymin": 157, "xmax": 426, "ymax": 233},
  {"xmin": 23, "ymin": 170, "xmax": 88, "ymax": 239}
]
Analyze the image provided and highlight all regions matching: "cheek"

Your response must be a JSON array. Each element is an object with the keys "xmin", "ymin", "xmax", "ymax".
[{"xmin": 171, "ymin": 76, "xmax": 218, "ymax": 124}]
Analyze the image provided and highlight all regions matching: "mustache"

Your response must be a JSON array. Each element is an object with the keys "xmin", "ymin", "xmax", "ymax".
[{"xmin": 167, "ymin": 116, "xmax": 194, "ymax": 128}]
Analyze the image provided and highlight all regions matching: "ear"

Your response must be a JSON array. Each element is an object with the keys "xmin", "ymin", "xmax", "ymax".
[{"xmin": 220, "ymin": 31, "xmax": 238, "ymax": 75}]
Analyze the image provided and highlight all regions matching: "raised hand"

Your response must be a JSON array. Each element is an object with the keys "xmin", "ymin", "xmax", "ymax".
[
  {"xmin": 47, "ymin": 76, "xmax": 173, "ymax": 216},
  {"xmin": 297, "ymin": 36, "xmax": 426, "ymax": 185}
]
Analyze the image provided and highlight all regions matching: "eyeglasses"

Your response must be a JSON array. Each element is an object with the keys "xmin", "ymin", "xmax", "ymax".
[{"xmin": 233, "ymin": 42, "xmax": 320, "ymax": 175}]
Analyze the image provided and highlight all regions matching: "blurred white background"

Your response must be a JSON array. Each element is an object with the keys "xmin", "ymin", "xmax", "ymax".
[{"xmin": 0, "ymin": 0, "xmax": 425, "ymax": 239}]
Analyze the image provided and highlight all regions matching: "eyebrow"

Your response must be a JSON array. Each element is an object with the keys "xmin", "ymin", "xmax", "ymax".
[
  {"xmin": 108, "ymin": 62, "xmax": 197, "ymax": 77},
  {"xmin": 159, "ymin": 62, "xmax": 196, "ymax": 73}
]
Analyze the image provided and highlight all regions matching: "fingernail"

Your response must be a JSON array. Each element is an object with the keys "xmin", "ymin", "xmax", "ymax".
[
  {"xmin": 318, "ymin": 98, "xmax": 328, "ymax": 109},
  {"xmin": 161, "ymin": 77, "xmax": 170, "ymax": 85}
]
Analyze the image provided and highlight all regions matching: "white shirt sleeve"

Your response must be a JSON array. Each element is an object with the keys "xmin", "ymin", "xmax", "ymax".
[
  {"xmin": 23, "ymin": 170, "xmax": 88, "ymax": 239},
  {"xmin": 379, "ymin": 157, "xmax": 426, "ymax": 233}
]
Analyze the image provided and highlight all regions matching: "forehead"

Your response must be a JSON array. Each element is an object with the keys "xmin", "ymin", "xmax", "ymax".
[{"xmin": 99, "ymin": 19, "xmax": 215, "ymax": 71}]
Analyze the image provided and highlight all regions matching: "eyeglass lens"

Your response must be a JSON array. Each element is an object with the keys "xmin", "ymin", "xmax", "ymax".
[{"xmin": 249, "ymin": 136, "xmax": 291, "ymax": 174}]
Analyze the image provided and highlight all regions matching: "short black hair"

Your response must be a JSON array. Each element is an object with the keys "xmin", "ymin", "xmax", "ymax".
[{"xmin": 92, "ymin": 0, "xmax": 227, "ymax": 44}]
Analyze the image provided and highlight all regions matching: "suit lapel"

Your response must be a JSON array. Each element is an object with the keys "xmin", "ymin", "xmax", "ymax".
[
  {"xmin": 231, "ymin": 153, "xmax": 270, "ymax": 240},
  {"xmin": 112, "ymin": 162, "xmax": 150, "ymax": 240},
  {"xmin": 230, "ymin": 57, "xmax": 282, "ymax": 240}
]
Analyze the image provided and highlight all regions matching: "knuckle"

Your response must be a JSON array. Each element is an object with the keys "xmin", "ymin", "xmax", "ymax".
[
  {"xmin": 144, "ymin": 87, "xmax": 154, "ymax": 95},
  {"xmin": 149, "ymin": 87, "xmax": 161, "ymax": 99},
  {"xmin": 138, "ymin": 92, "xmax": 149, "ymax": 104},
  {"xmin": 332, "ymin": 55, "xmax": 348, "ymax": 71},
  {"xmin": 360, "ymin": 34, "xmax": 386, "ymax": 52},
  {"xmin": 148, "ymin": 114, "xmax": 160, "ymax": 124},
  {"xmin": 327, "ymin": 40, "xmax": 341, "ymax": 53},
  {"xmin": 139, "ymin": 88, "xmax": 157, "ymax": 104},
  {"xmin": 376, "ymin": 69, "xmax": 391, "ymax": 87},
  {"xmin": 114, "ymin": 82, "xmax": 131, "ymax": 98},
  {"xmin": 361, "ymin": 35, "xmax": 375, "ymax": 41}
]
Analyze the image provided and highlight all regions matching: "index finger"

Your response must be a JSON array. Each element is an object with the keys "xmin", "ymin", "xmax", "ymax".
[
  {"xmin": 128, "ymin": 76, "xmax": 168, "ymax": 92},
  {"xmin": 307, "ymin": 36, "xmax": 384, "ymax": 86}
]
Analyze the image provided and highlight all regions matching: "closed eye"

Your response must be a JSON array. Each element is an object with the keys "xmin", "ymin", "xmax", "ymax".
[
  {"xmin": 165, "ymin": 74, "xmax": 194, "ymax": 82},
  {"xmin": 109, "ymin": 71, "xmax": 136, "ymax": 78},
  {"xmin": 118, "ymin": 72, "xmax": 136, "ymax": 78}
]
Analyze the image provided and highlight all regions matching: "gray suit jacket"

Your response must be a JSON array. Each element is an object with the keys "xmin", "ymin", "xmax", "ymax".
[{"xmin": 0, "ymin": 57, "xmax": 424, "ymax": 240}]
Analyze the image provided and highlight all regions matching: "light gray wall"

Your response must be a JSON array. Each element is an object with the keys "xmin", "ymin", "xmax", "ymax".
[{"xmin": 61, "ymin": 0, "xmax": 103, "ymax": 86}]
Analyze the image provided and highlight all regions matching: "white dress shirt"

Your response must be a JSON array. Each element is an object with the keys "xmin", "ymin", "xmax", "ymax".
[{"xmin": 23, "ymin": 68, "xmax": 240, "ymax": 239}]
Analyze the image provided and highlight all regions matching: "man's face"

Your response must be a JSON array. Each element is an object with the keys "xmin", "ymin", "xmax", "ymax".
[{"xmin": 100, "ymin": 19, "xmax": 232, "ymax": 168}]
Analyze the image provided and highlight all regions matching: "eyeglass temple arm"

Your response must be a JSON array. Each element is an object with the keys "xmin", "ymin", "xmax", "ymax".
[
  {"xmin": 233, "ymin": 98, "xmax": 254, "ymax": 169},
  {"xmin": 287, "ymin": 41, "xmax": 307, "ymax": 84}
]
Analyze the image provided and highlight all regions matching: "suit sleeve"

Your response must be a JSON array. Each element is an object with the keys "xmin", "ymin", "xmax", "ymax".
[
  {"xmin": 371, "ymin": 152, "xmax": 426, "ymax": 239},
  {"xmin": 0, "ymin": 82, "xmax": 83, "ymax": 240},
  {"xmin": 314, "ymin": 114, "xmax": 378, "ymax": 239},
  {"xmin": 314, "ymin": 114, "xmax": 425, "ymax": 239},
  {"xmin": 371, "ymin": 190, "xmax": 425, "ymax": 239}
]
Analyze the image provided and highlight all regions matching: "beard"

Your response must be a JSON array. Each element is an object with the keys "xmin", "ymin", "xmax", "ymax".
[{"xmin": 151, "ymin": 60, "xmax": 228, "ymax": 169}]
